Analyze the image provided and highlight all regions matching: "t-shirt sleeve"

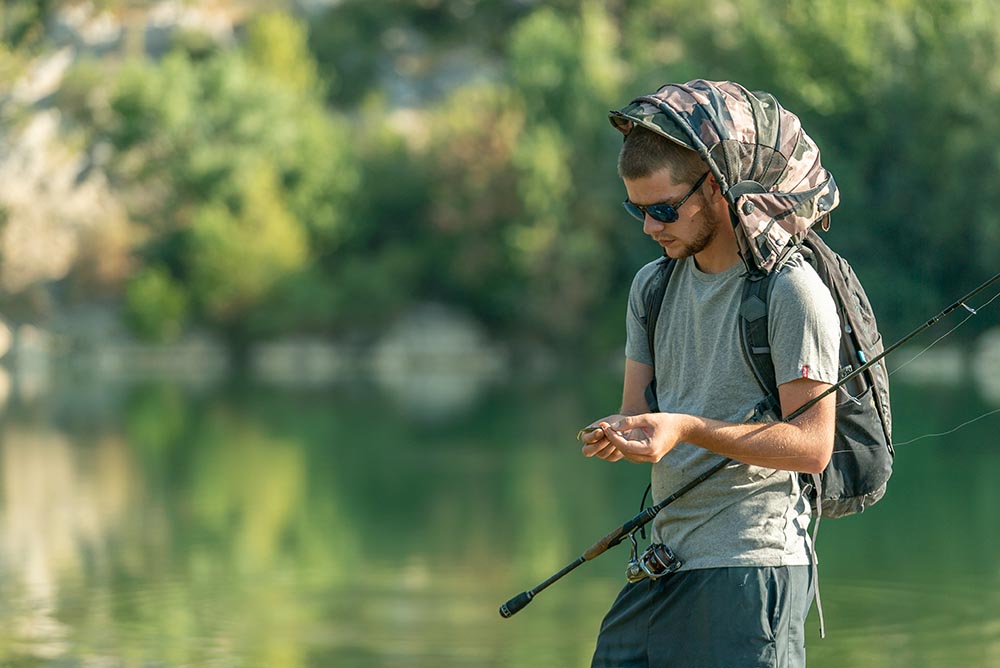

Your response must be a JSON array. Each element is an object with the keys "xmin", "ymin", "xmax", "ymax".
[
  {"xmin": 624, "ymin": 262, "xmax": 658, "ymax": 366},
  {"xmin": 767, "ymin": 261, "xmax": 842, "ymax": 387}
]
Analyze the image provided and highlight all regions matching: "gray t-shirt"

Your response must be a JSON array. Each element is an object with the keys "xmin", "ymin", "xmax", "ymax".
[{"xmin": 625, "ymin": 253, "xmax": 841, "ymax": 570}]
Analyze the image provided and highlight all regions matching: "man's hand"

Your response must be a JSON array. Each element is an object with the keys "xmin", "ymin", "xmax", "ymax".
[
  {"xmin": 600, "ymin": 413, "xmax": 691, "ymax": 464},
  {"xmin": 580, "ymin": 379, "xmax": 835, "ymax": 472},
  {"xmin": 580, "ymin": 413, "xmax": 683, "ymax": 463},
  {"xmin": 579, "ymin": 414, "xmax": 626, "ymax": 462}
]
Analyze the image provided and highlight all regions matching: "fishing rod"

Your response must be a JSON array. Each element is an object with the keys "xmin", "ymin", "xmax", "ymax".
[{"xmin": 499, "ymin": 271, "xmax": 1000, "ymax": 619}]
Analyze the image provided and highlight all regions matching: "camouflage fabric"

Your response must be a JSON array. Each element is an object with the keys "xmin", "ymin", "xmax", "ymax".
[{"xmin": 609, "ymin": 79, "xmax": 839, "ymax": 274}]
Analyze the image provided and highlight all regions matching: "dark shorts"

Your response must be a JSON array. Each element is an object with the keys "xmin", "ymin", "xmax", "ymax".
[{"xmin": 591, "ymin": 566, "xmax": 813, "ymax": 668}]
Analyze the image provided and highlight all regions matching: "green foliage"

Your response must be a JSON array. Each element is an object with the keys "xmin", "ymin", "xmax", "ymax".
[
  {"xmin": 0, "ymin": 0, "xmax": 54, "ymax": 51},
  {"xmin": 242, "ymin": 11, "xmax": 321, "ymax": 95},
  {"xmin": 307, "ymin": 0, "xmax": 530, "ymax": 106},
  {"xmin": 189, "ymin": 164, "xmax": 309, "ymax": 322},
  {"xmin": 677, "ymin": 0, "xmax": 1000, "ymax": 338},
  {"xmin": 52, "ymin": 58, "xmax": 109, "ymax": 127},
  {"xmin": 109, "ymin": 53, "xmax": 199, "ymax": 159},
  {"xmin": 170, "ymin": 28, "xmax": 223, "ymax": 62},
  {"xmin": 13, "ymin": 1, "xmax": 999, "ymax": 349},
  {"xmin": 409, "ymin": 82, "xmax": 554, "ymax": 333},
  {"xmin": 126, "ymin": 266, "xmax": 188, "ymax": 342},
  {"xmin": 93, "ymin": 15, "xmax": 355, "ymax": 338}
]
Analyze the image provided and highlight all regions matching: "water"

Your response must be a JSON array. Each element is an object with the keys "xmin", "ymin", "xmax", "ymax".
[{"xmin": 0, "ymin": 371, "xmax": 998, "ymax": 667}]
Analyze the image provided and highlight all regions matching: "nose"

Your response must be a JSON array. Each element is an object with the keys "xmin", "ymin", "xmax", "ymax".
[{"xmin": 643, "ymin": 214, "xmax": 664, "ymax": 236}]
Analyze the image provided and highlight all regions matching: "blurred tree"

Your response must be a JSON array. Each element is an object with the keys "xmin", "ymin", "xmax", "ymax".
[
  {"xmin": 94, "ymin": 12, "xmax": 356, "ymax": 340},
  {"xmin": 13, "ymin": 0, "xmax": 997, "ymax": 349},
  {"xmin": 619, "ymin": 0, "xmax": 1000, "ymax": 339},
  {"xmin": 125, "ymin": 266, "xmax": 188, "ymax": 343},
  {"xmin": 501, "ymin": 2, "xmax": 632, "ymax": 342},
  {"xmin": 243, "ymin": 10, "xmax": 321, "ymax": 96},
  {"xmin": 189, "ymin": 163, "xmax": 308, "ymax": 322},
  {"xmin": 308, "ymin": 0, "xmax": 531, "ymax": 107},
  {"xmin": 0, "ymin": 0, "xmax": 56, "ymax": 52}
]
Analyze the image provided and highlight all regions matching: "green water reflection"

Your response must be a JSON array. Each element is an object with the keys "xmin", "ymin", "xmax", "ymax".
[{"xmin": 0, "ymin": 374, "xmax": 997, "ymax": 667}]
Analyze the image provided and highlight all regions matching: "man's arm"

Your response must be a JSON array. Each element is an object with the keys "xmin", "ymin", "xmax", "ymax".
[
  {"xmin": 579, "ymin": 358, "xmax": 653, "ymax": 461},
  {"xmin": 593, "ymin": 377, "xmax": 836, "ymax": 474},
  {"xmin": 621, "ymin": 357, "xmax": 654, "ymax": 415}
]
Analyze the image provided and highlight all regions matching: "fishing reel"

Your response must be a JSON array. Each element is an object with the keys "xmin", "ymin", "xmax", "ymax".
[{"xmin": 625, "ymin": 531, "xmax": 683, "ymax": 583}]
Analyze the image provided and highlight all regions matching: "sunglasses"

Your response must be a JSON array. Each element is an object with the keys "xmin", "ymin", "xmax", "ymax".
[{"xmin": 623, "ymin": 171, "xmax": 710, "ymax": 223}]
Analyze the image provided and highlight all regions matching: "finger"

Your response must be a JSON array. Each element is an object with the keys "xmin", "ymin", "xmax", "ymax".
[
  {"xmin": 597, "ymin": 421, "xmax": 622, "ymax": 438},
  {"xmin": 612, "ymin": 414, "xmax": 651, "ymax": 433},
  {"xmin": 581, "ymin": 437, "xmax": 611, "ymax": 457},
  {"xmin": 577, "ymin": 426, "xmax": 604, "ymax": 443},
  {"xmin": 604, "ymin": 427, "xmax": 652, "ymax": 459},
  {"xmin": 593, "ymin": 443, "xmax": 621, "ymax": 460},
  {"xmin": 602, "ymin": 426, "xmax": 632, "ymax": 448},
  {"xmin": 619, "ymin": 450, "xmax": 653, "ymax": 464}
]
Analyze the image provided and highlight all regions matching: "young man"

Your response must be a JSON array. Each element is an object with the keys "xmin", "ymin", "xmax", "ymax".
[{"xmin": 580, "ymin": 80, "xmax": 841, "ymax": 667}]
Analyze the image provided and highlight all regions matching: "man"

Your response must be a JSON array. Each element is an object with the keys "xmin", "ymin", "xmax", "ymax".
[{"xmin": 580, "ymin": 80, "xmax": 842, "ymax": 667}]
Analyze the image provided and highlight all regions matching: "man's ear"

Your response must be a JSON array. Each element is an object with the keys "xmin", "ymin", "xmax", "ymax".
[
  {"xmin": 704, "ymin": 173, "xmax": 728, "ymax": 207},
  {"xmin": 704, "ymin": 174, "xmax": 733, "ymax": 221},
  {"xmin": 706, "ymin": 172, "xmax": 722, "ymax": 194}
]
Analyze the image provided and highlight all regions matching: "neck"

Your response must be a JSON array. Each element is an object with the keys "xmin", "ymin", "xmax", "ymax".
[{"xmin": 693, "ymin": 221, "xmax": 741, "ymax": 274}]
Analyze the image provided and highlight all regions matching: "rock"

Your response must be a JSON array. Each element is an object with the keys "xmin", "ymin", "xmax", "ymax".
[
  {"xmin": 889, "ymin": 345, "xmax": 965, "ymax": 385},
  {"xmin": 251, "ymin": 338, "xmax": 349, "ymax": 386},
  {"xmin": 88, "ymin": 334, "xmax": 229, "ymax": 384},
  {"xmin": 0, "ymin": 318, "xmax": 12, "ymax": 361},
  {"xmin": 50, "ymin": 2, "xmax": 124, "ymax": 55},
  {"xmin": 0, "ymin": 368, "xmax": 10, "ymax": 410},
  {"xmin": 8, "ymin": 48, "xmax": 74, "ymax": 106},
  {"xmin": 144, "ymin": 0, "xmax": 238, "ymax": 58},
  {"xmin": 12, "ymin": 325, "xmax": 55, "ymax": 400},
  {"xmin": 0, "ymin": 110, "xmax": 132, "ymax": 295},
  {"xmin": 371, "ymin": 303, "xmax": 507, "ymax": 419},
  {"xmin": 973, "ymin": 328, "xmax": 1000, "ymax": 405}
]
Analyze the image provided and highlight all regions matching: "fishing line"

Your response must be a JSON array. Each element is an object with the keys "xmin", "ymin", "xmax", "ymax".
[
  {"xmin": 891, "ymin": 407, "xmax": 1000, "ymax": 447},
  {"xmin": 501, "ymin": 272, "xmax": 1000, "ymax": 619},
  {"xmin": 743, "ymin": 404, "xmax": 1000, "ymax": 464},
  {"xmin": 889, "ymin": 289, "xmax": 1000, "ymax": 377}
]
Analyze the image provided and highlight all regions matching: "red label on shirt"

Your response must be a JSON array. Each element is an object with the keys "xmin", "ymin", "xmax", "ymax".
[{"xmin": 801, "ymin": 365, "xmax": 810, "ymax": 379}]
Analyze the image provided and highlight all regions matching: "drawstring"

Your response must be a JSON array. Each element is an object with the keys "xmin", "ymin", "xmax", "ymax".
[
  {"xmin": 638, "ymin": 483, "xmax": 652, "ymax": 540},
  {"xmin": 809, "ymin": 473, "xmax": 826, "ymax": 639}
]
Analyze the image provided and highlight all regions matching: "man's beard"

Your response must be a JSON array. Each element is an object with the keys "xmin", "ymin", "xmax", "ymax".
[{"xmin": 672, "ymin": 198, "xmax": 720, "ymax": 259}]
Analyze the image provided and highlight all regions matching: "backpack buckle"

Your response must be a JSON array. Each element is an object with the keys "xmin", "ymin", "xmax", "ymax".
[{"xmin": 750, "ymin": 395, "xmax": 780, "ymax": 423}]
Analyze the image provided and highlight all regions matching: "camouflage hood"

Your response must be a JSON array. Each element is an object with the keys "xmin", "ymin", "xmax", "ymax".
[{"xmin": 609, "ymin": 79, "xmax": 838, "ymax": 274}]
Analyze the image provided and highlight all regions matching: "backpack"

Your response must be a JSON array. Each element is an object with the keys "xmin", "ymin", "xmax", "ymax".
[{"xmin": 641, "ymin": 229, "xmax": 893, "ymax": 518}]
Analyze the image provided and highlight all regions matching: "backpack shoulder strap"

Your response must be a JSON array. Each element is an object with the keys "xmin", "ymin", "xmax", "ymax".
[
  {"xmin": 739, "ymin": 272, "xmax": 781, "ymax": 419},
  {"xmin": 642, "ymin": 256, "xmax": 677, "ymax": 412}
]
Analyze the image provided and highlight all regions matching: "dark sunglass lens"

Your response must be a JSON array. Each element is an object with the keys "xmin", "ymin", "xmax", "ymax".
[
  {"xmin": 647, "ymin": 204, "xmax": 678, "ymax": 223},
  {"xmin": 622, "ymin": 200, "xmax": 646, "ymax": 222}
]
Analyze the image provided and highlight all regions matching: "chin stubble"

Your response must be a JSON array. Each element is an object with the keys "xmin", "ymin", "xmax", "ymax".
[{"xmin": 674, "ymin": 206, "xmax": 719, "ymax": 258}]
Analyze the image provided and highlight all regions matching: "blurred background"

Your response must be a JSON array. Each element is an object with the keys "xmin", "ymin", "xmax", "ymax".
[{"xmin": 0, "ymin": 0, "xmax": 998, "ymax": 666}]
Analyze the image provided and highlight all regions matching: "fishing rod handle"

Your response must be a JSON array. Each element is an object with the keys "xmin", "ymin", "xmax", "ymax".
[
  {"xmin": 499, "ymin": 556, "xmax": 586, "ymax": 618},
  {"xmin": 500, "ymin": 591, "xmax": 534, "ymax": 618},
  {"xmin": 582, "ymin": 457, "xmax": 734, "ymax": 561},
  {"xmin": 582, "ymin": 524, "xmax": 628, "ymax": 561},
  {"xmin": 581, "ymin": 506, "xmax": 658, "ymax": 561}
]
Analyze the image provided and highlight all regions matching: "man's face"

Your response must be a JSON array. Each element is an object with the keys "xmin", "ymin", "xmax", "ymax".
[{"xmin": 623, "ymin": 168, "xmax": 719, "ymax": 260}]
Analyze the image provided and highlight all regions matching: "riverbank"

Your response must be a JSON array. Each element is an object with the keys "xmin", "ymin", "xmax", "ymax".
[{"xmin": 2, "ymin": 305, "xmax": 1000, "ymax": 421}]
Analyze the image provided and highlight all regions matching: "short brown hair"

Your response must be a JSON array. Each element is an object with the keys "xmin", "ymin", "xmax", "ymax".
[{"xmin": 618, "ymin": 126, "xmax": 704, "ymax": 183}]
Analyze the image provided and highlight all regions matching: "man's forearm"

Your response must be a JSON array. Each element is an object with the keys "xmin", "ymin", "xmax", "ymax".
[
  {"xmin": 677, "ymin": 413, "xmax": 832, "ymax": 474},
  {"xmin": 599, "ymin": 378, "xmax": 836, "ymax": 470}
]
